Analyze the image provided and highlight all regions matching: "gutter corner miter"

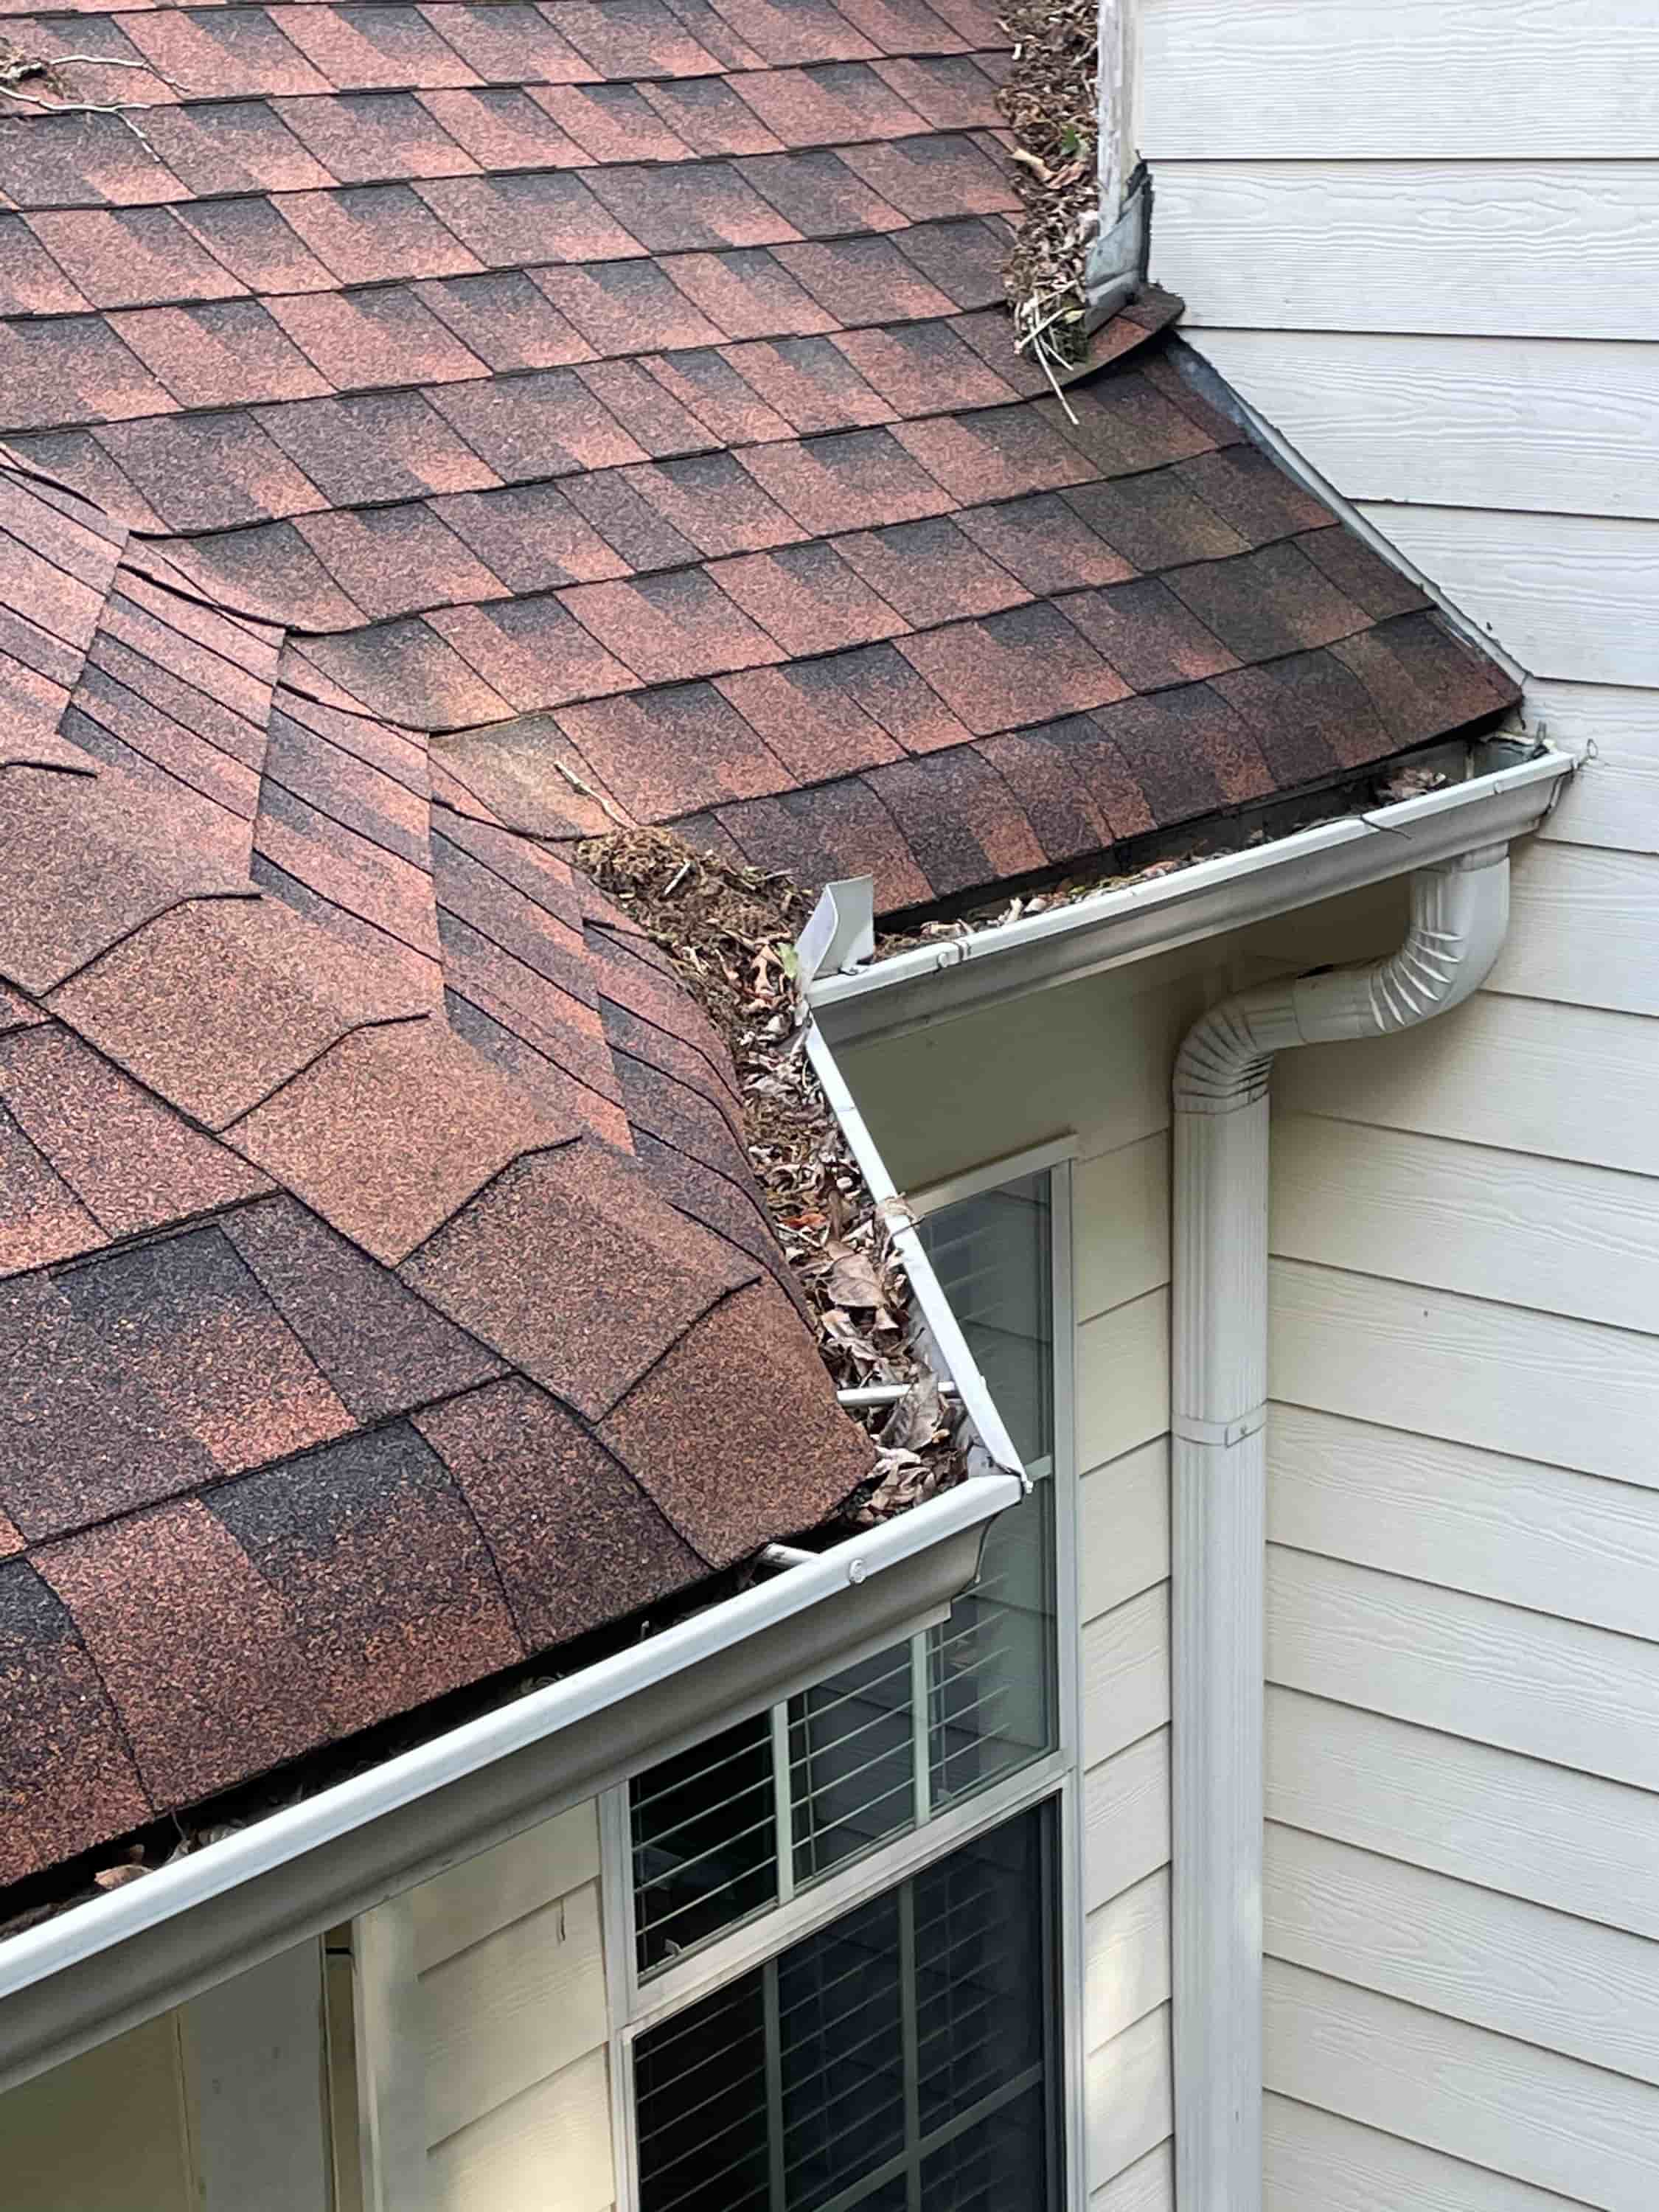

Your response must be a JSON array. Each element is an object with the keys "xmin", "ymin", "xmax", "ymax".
[{"xmin": 1170, "ymin": 845, "xmax": 1510, "ymax": 2211}]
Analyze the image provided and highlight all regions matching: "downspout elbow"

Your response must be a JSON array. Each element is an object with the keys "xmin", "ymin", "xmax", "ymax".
[{"xmin": 1173, "ymin": 844, "xmax": 1510, "ymax": 1114}]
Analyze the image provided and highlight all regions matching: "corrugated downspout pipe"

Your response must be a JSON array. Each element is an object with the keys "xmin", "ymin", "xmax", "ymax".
[{"xmin": 1169, "ymin": 845, "xmax": 1509, "ymax": 2212}]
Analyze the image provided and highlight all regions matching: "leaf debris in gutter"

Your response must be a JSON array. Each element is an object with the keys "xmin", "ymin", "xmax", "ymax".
[
  {"xmin": 871, "ymin": 758, "xmax": 1461, "ymax": 962},
  {"xmin": 997, "ymin": 0, "xmax": 1100, "ymax": 373},
  {"xmin": 577, "ymin": 827, "xmax": 965, "ymax": 1531}
]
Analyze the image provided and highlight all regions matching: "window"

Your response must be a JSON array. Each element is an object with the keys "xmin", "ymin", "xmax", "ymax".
[
  {"xmin": 631, "ymin": 1500, "xmax": 1054, "ymax": 1979},
  {"xmin": 616, "ymin": 1156, "xmax": 1074, "ymax": 2212},
  {"xmin": 634, "ymin": 1804, "xmax": 1060, "ymax": 2212}
]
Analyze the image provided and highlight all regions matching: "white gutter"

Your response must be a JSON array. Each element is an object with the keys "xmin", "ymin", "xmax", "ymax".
[
  {"xmin": 807, "ymin": 745, "xmax": 1573, "ymax": 1051},
  {"xmin": 1169, "ymin": 848, "xmax": 1511, "ymax": 2212}
]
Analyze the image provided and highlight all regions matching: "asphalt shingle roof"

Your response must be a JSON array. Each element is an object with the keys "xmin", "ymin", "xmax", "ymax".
[{"xmin": 0, "ymin": 0, "xmax": 1519, "ymax": 1891}]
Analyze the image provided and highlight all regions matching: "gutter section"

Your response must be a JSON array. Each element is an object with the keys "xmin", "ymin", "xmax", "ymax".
[
  {"xmin": 807, "ymin": 746, "xmax": 1572, "ymax": 1051},
  {"xmin": 1170, "ymin": 851, "xmax": 1512, "ymax": 2212},
  {"xmin": 0, "ymin": 1473, "xmax": 1018, "ymax": 2093}
]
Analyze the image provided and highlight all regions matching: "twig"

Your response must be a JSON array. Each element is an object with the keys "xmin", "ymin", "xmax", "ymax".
[{"xmin": 550, "ymin": 754, "xmax": 629, "ymax": 828}]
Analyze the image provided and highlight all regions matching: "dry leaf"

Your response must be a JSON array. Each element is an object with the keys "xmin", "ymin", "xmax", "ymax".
[
  {"xmin": 879, "ymin": 1375, "xmax": 944, "ymax": 1453},
  {"xmin": 94, "ymin": 1863, "xmax": 149, "ymax": 1891}
]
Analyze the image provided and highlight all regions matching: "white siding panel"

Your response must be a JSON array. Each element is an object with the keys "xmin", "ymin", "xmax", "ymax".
[
  {"xmin": 1276, "ymin": 992, "xmax": 1659, "ymax": 1179},
  {"xmin": 428, "ymin": 2049, "xmax": 613, "ymax": 2212},
  {"xmin": 1268, "ymin": 1405, "xmax": 1659, "ymax": 1640},
  {"xmin": 184, "ymin": 1946, "xmax": 332, "ymax": 2212},
  {"xmin": 1265, "ymin": 1826, "xmax": 1659, "ymax": 2084},
  {"xmin": 1079, "ymin": 1438, "xmax": 1169, "ymax": 1621},
  {"xmin": 1352, "ymin": 504, "xmax": 1659, "ymax": 686},
  {"xmin": 1267, "ymin": 1690, "xmax": 1659, "ymax": 1944},
  {"xmin": 1077, "ymin": 1290, "xmax": 1169, "ymax": 1473},
  {"xmin": 1, "ymin": 2011, "xmax": 195, "ymax": 2212},
  {"xmin": 1081, "ymin": 1583, "xmax": 1170, "ymax": 1768},
  {"xmin": 1265, "ymin": 1961, "xmax": 1659, "ymax": 2210},
  {"xmin": 1493, "ymin": 842, "xmax": 1659, "ymax": 1014},
  {"xmin": 1091, "ymin": 2139, "xmax": 1173, "ymax": 2212},
  {"xmin": 420, "ymin": 1881, "xmax": 608, "ymax": 2149},
  {"xmin": 1075, "ymin": 1133, "xmax": 1169, "ymax": 1324},
  {"xmin": 1270, "ymin": 1115, "xmax": 1659, "ymax": 1335},
  {"xmin": 1086, "ymin": 2003, "xmax": 1173, "ymax": 2191},
  {"xmin": 1180, "ymin": 330, "xmax": 1659, "ymax": 520},
  {"xmin": 1270, "ymin": 1259, "xmax": 1659, "ymax": 1484},
  {"xmin": 1152, "ymin": 164, "xmax": 1659, "ymax": 341},
  {"xmin": 1265, "ymin": 2095, "xmax": 1588, "ymax": 2212},
  {"xmin": 1083, "ymin": 1726, "xmax": 1171, "ymax": 1912},
  {"xmin": 1139, "ymin": 0, "xmax": 1659, "ymax": 159},
  {"xmin": 1523, "ymin": 684, "xmax": 1659, "ymax": 853},
  {"xmin": 412, "ymin": 1804, "xmax": 599, "ymax": 1973},
  {"xmin": 1267, "ymin": 1549, "xmax": 1659, "ymax": 1794},
  {"xmin": 1085, "ymin": 1868, "xmax": 1172, "ymax": 2054}
]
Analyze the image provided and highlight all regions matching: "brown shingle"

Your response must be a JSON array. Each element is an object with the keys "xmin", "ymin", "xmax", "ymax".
[
  {"xmin": 0, "ymin": 1024, "xmax": 269, "ymax": 1240},
  {"xmin": 52, "ymin": 893, "xmax": 422, "ymax": 1128},
  {"xmin": 0, "ymin": 1562, "xmax": 152, "ymax": 1887},
  {"xmin": 416, "ymin": 1379, "xmax": 705, "ymax": 1646},
  {"xmin": 601, "ymin": 1280, "xmax": 869, "ymax": 1564},
  {"xmin": 400, "ymin": 1138, "xmax": 756, "ymax": 1419},
  {"xmin": 231, "ymin": 1015, "xmax": 575, "ymax": 1262},
  {"xmin": 224, "ymin": 1193, "xmax": 504, "ymax": 1421}
]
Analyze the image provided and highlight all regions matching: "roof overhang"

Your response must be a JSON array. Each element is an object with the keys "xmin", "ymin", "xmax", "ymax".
[
  {"xmin": 806, "ymin": 744, "xmax": 1576, "ymax": 1053},
  {"xmin": 0, "ymin": 1469, "xmax": 1017, "ymax": 2094}
]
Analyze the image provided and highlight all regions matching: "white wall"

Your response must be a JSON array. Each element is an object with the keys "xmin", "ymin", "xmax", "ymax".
[
  {"xmin": 0, "ymin": 1943, "xmax": 335, "ymax": 2212},
  {"xmin": 1134, "ymin": 7, "xmax": 1659, "ymax": 2202},
  {"xmin": 353, "ymin": 1800, "xmax": 615, "ymax": 2212}
]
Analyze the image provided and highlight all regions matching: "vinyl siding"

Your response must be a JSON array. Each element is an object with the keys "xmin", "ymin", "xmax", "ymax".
[
  {"xmin": 355, "ymin": 1799, "xmax": 616, "ymax": 2212},
  {"xmin": 0, "ymin": 2010, "xmax": 198, "ymax": 2212},
  {"xmin": 1135, "ymin": 6, "xmax": 1659, "ymax": 2200}
]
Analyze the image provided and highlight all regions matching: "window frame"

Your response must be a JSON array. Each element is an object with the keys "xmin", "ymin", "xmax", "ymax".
[{"xmin": 602, "ymin": 1150, "xmax": 1085, "ymax": 2212}]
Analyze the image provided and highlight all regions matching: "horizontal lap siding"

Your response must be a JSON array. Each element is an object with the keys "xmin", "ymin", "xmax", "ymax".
[
  {"xmin": 409, "ymin": 1803, "xmax": 616, "ymax": 2212},
  {"xmin": 1137, "ymin": 10, "xmax": 1659, "ymax": 2199}
]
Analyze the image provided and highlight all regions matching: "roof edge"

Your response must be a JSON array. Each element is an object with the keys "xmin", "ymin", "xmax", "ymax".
[
  {"xmin": 805, "ymin": 742, "xmax": 1576, "ymax": 1051},
  {"xmin": 0, "ymin": 1467, "xmax": 1018, "ymax": 2093}
]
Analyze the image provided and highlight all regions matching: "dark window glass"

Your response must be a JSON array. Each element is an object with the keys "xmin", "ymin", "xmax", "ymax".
[
  {"xmin": 914, "ymin": 1172, "xmax": 1054, "ymax": 1473},
  {"xmin": 633, "ymin": 1712, "xmax": 778, "ymax": 1974},
  {"xmin": 789, "ymin": 1641, "xmax": 916, "ymax": 1886},
  {"xmin": 635, "ymin": 1805, "xmax": 1059, "ymax": 2212}
]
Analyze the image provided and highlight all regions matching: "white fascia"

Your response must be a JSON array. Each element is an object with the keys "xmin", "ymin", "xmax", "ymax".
[
  {"xmin": 804, "ymin": 745, "xmax": 1574, "ymax": 1050},
  {"xmin": 0, "ymin": 1142, "xmax": 1023, "ymax": 2098}
]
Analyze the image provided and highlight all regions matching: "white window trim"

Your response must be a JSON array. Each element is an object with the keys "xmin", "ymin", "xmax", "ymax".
[
  {"xmin": 600, "ymin": 1156, "xmax": 1085, "ymax": 2211},
  {"xmin": 907, "ymin": 1134, "xmax": 1078, "ymax": 1220}
]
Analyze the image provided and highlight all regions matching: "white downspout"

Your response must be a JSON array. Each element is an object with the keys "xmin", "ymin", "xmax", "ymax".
[{"xmin": 1169, "ymin": 844, "xmax": 1510, "ymax": 2211}]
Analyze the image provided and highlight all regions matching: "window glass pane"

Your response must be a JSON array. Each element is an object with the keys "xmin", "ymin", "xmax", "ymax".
[
  {"xmin": 636, "ymin": 1976, "xmax": 771, "ymax": 2212},
  {"xmin": 633, "ymin": 1804, "xmax": 1058, "ymax": 2212},
  {"xmin": 930, "ymin": 1481, "xmax": 1055, "ymax": 1807},
  {"xmin": 915, "ymin": 1172, "xmax": 1053, "ymax": 1471},
  {"xmin": 919, "ymin": 2084, "xmax": 1049, "ymax": 2212},
  {"xmin": 633, "ymin": 1713, "xmax": 778, "ymax": 1975},
  {"xmin": 778, "ymin": 1891, "xmax": 906, "ymax": 2210},
  {"xmin": 789, "ymin": 1641, "xmax": 916, "ymax": 1886},
  {"xmin": 912, "ymin": 1809, "xmax": 1046, "ymax": 2134}
]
